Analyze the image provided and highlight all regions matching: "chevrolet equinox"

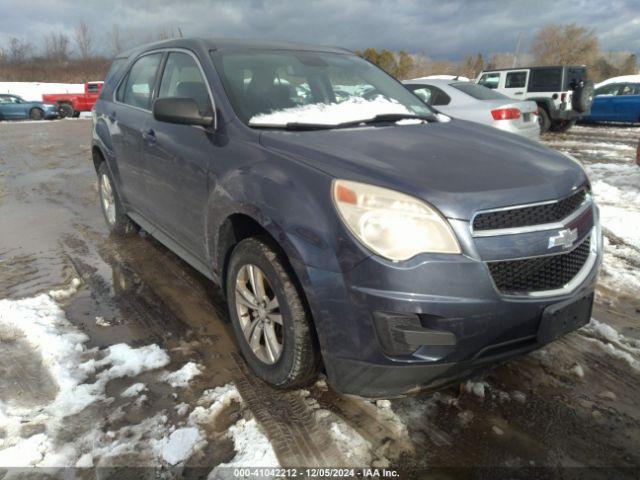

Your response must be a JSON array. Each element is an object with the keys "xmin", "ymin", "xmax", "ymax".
[{"xmin": 91, "ymin": 39, "xmax": 602, "ymax": 397}]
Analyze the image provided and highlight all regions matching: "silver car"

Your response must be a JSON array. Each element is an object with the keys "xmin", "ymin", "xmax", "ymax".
[{"xmin": 404, "ymin": 79, "xmax": 540, "ymax": 141}]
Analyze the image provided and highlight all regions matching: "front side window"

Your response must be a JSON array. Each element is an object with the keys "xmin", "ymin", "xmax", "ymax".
[
  {"xmin": 210, "ymin": 49, "xmax": 431, "ymax": 126},
  {"xmin": 478, "ymin": 73, "xmax": 500, "ymax": 89},
  {"xmin": 407, "ymin": 85, "xmax": 451, "ymax": 106},
  {"xmin": 158, "ymin": 52, "xmax": 211, "ymax": 115},
  {"xmin": 117, "ymin": 53, "xmax": 162, "ymax": 110},
  {"xmin": 620, "ymin": 84, "xmax": 640, "ymax": 96},
  {"xmin": 505, "ymin": 71, "xmax": 527, "ymax": 88},
  {"xmin": 1, "ymin": 95, "xmax": 22, "ymax": 104}
]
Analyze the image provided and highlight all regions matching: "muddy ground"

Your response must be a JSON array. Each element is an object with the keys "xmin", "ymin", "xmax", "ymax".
[{"xmin": 0, "ymin": 119, "xmax": 638, "ymax": 476}]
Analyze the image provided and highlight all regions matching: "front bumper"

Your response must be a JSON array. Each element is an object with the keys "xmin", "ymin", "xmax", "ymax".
[{"xmin": 302, "ymin": 211, "xmax": 602, "ymax": 398}]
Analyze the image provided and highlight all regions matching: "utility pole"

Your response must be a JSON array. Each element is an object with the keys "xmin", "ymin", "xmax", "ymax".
[{"xmin": 513, "ymin": 32, "xmax": 523, "ymax": 67}]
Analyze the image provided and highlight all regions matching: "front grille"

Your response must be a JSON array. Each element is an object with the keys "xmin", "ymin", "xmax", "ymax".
[
  {"xmin": 473, "ymin": 189, "xmax": 587, "ymax": 232},
  {"xmin": 488, "ymin": 235, "xmax": 591, "ymax": 294}
]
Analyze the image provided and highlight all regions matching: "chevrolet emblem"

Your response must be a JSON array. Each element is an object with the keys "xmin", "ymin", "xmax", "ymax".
[{"xmin": 548, "ymin": 228, "xmax": 578, "ymax": 249}]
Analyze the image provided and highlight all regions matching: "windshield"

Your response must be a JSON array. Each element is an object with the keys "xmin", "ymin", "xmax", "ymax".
[
  {"xmin": 452, "ymin": 82, "xmax": 508, "ymax": 100},
  {"xmin": 210, "ymin": 49, "xmax": 432, "ymax": 127}
]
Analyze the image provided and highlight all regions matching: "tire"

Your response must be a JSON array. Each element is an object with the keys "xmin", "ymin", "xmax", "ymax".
[
  {"xmin": 29, "ymin": 108, "xmax": 44, "ymax": 120},
  {"xmin": 58, "ymin": 103, "xmax": 74, "ymax": 118},
  {"xmin": 97, "ymin": 162, "xmax": 135, "ymax": 236},
  {"xmin": 550, "ymin": 119, "xmax": 576, "ymax": 133},
  {"xmin": 226, "ymin": 237, "xmax": 318, "ymax": 389},
  {"xmin": 538, "ymin": 107, "xmax": 551, "ymax": 133},
  {"xmin": 572, "ymin": 80, "xmax": 594, "ymax": 114}
]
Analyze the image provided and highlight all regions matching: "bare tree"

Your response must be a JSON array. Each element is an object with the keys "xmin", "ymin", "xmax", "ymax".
[
  {"xmin": 108, "ymin": 24, "xmax": 123, "ymax": 57},
  {"xmin": 487, "ymin": 52, "xmax": 516, "ymax": 70},
  {"xmin": 7, "ymin": 37, "xmax": 33, "ymax": 63},
  {"xmin": 531, "ymin": 24, "xmax": 599, "ymax": 66},
  {"xmin": 44, "ymin": 33, "xmax": 70, "ymax": 62},
  {"xmin": 75, "ymin": 21, "xmax": 92, "ymax": 59}
]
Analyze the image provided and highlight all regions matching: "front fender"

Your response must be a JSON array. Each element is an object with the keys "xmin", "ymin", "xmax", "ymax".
[{"xmin": 206, "ymin": 151, "xmax": 370, "ymax": 276}]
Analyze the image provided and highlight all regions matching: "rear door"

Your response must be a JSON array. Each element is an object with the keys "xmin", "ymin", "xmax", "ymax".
[
  {"xmin": 110, "ymin": 52, "xmax": 163, "ymax": 215},
  {"xmin": 503, "ymin": 70, "xmax": 528, "ymax": 98},
  {"xmin": 141, "ymin": 49, "xmax": 215, "ymax": 259}
]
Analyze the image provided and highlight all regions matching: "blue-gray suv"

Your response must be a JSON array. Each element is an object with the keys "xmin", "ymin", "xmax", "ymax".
[{"xmin": 91, "ymin": 39, "xmax": 602, "ymax": 397}]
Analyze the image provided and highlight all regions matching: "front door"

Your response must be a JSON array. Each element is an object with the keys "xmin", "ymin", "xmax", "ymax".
[{"xmin": 142, "ymin": 50, "xmax": 215, "ymax": 259}]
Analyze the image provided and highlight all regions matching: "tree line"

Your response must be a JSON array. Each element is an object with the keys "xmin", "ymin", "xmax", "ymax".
[
  {"xmin": 358, "ymin": 24, "xmax": 636, "ymax": 82},
  {"xmin": 0, "ymin": 23, "xmax": 637, "ymax": 84}
]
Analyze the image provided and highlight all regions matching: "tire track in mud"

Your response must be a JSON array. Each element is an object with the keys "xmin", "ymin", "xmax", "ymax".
[
  {"xmin": 230, "ymin": 352, "xmax": 346, "ymax": 466},
  {"xmin": 65, "ymin": 237, "xmax": 348, "ymax": 467}
]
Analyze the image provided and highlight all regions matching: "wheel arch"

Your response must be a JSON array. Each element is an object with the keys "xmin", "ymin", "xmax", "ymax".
[{"xmin": 216, "ymin": 212, "xmax": 326, "ymax": 368}]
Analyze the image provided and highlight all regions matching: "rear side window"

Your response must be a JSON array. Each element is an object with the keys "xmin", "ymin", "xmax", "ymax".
[
  {"xmin": 87, "ymin": 83, "xmax": 101, "ymax": 93},
  {"xmin": 117, "ymin": 53, "xmax": 163, "ymax": 110},
  {"xmin": 528, "ymin": 68, "xmax": 562, "ymax": 92},
  {"xmin": 478, "ymin": 73, "xmax": 500, "ymax": 89},
  {"xmin": 407, "ymin": 85, "xmax": 451, "ymax": 106},
  {"xmin": 158, "ymin": 52, "xmax": 212, "ymax": 115},
  {"xmin": 451, "ymin": 82, "xmax": 509, "ymax": 100},
  {"xmin": 505, "ymin": 71, "xmax": 527, "ymax": 88}
]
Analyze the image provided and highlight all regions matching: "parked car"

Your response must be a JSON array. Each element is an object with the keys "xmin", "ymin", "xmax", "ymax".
[
  {"xmin": 0, "ymin": 94, "xmax": 59, "ymax": 120},
  {"xmin": 477, "ymin": 66, "xmax": 594, "ymax": 133},
  {"xmin": 42, "ymin": 81, "xmax": 103, "ymax": 118},
  {"xmin": 404, "ymin": 79, "xmax": 540, "ymax": 140},
  {"xmin": 92, "ymin": 39, "xmax": 602, "ymax": 398},
  {"xmin": 580, "ymin": 82, "xmax": 640, "ymax": 124}
]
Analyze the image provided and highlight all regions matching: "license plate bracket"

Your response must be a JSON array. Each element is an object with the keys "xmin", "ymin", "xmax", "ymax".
[{"xmin": 537, "ymin": 293, "xmax": 593, "ymax": 344}]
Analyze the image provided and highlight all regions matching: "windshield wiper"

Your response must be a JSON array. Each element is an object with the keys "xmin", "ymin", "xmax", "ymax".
[
  {"xmin": 250, "ymin": 113, "xmax": 438, "ymax": 131},
  {"xmin": 336, "ymin": 113, "xmax": 438, "ymax": 127}
]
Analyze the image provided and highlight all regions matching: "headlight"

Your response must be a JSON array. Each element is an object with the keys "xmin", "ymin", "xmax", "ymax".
[{"xmin": 333, "ymin": 179, "xmax": 461, "ymax": 261}]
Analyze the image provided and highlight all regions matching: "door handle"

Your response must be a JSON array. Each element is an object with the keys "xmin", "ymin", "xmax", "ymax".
[
  {"xmin": 142, "ymin": 129, "xmax": 156, "ymax": 144},
  {"xmin": 514, "ymin": 92, "xmax": 523, "ymax": 95}
]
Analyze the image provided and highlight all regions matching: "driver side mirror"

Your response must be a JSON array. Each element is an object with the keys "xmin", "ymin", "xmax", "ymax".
[{"xmin": 153, "ymin": 97, "xmax": 213, "ymax": 127}]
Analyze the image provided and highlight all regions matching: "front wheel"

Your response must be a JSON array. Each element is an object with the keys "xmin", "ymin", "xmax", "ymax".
[
  {"xmin": 58, "ymin": 103, "xmax": 74, "ymax": 118},
  {"xmin": 226, "ymin": 237, "xmax": 318, "ymax": 388},
  {"xmin": 29, "ymin": 108, "xmax": 44, "ymax": 120}
]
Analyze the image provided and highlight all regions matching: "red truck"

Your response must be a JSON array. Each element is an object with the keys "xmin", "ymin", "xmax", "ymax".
[{"xmin": 42, "ymin": 81, "xmax": 103, "ymax": 118}]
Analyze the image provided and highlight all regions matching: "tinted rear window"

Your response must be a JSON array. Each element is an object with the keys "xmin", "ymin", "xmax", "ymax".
[
  {"xmin": 528, "ymin": 68, "xmax": 562, "ymax": 92},
  {"xmin": 452, "ymin": 82, "xmax": 508, "ymax": 100}
]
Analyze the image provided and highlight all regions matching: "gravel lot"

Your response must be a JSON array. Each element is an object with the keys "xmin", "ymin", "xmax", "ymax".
[{"xmin": 0, "ymin": 119, "xmax": 638, "ymax": 476}]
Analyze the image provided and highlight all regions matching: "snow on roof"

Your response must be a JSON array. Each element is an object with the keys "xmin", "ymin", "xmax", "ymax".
[
  {"xmin": 410, "ymin": 74, "xmax": 470, "ymax": 82},
  {"xmin": 596, "ymin": 74, "xmax": 640, "ymax": 88}
]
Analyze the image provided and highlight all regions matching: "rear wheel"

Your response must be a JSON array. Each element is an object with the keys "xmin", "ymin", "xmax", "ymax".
[
  {"xmin": 97, "ymin": 162, "xmax": 135, "ymax": 236},
  {"xmin": 29, "ymin": 108, "xmax": 44, "ymax": 120},
  {"xmin": 226, "ymin": 237, "xmax": 318, "ymax": 388},
  {"xmin": 58, "ymin": 103, "xmax": 74, "ymax": 118},
  {"xmin": 550, "ymin": 119, "xmax": 576, "ymax": 133},
  {"xmin": 537, "ymin": 108, "xmax": 551, "ymax": 133}
]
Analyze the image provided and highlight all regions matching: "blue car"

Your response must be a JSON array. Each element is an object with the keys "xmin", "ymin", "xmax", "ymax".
[
  {"xmin": 0, "ymin": 94, "xmax": 59, "ymax": 120},
  {"xmin": 92, "ymin": 39, "xmax": 602, "ymax": 397},
  {"xmin": 581, "ymin": 82, "xmax": 640, "ymax": 123}
]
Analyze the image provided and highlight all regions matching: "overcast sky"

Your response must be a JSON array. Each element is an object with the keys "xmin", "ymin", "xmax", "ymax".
[{"xmin": 1, "ymin": 0, "xmax": 638, "ymax": 59}]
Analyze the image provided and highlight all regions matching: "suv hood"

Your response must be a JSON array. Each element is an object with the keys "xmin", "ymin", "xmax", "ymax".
[{"xmin": 259, "ymin": 119, "xmax": 588, "ymax": 220}]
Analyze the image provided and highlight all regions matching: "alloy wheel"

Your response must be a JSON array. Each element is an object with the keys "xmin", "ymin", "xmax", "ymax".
[
  {"xmin": 100, "ymin": 173, "xmax": 116, "ymax": 226},
  {"xmin": 234, "ymin": 264, "xmax": 283, "ymax": 364}
]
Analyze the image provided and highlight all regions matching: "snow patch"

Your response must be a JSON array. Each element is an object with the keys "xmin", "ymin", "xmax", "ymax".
[
  {"xmin": 154, "ymin": 427, "xmax": 203, "ymax": 465},
  {"xmin": 162, "ymin": 362, "xmax": 202, "ymax": 388},
  {"xmin": 48, "ymin": 278, "xmax": 81, "ymax": 300},
  {"xmin": 121, "ymin": 383, "xmax": 147, "ymax": 398},
  {"xmin": 249, "ymin": 97, "xmax": 413, "ymax": 126},
  {"xmin": 212, "ymin": 418, "xmax": 279, "ymax": 472}
]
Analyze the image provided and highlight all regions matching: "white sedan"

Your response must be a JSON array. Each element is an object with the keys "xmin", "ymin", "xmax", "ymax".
[{"xmin": 404, "ymin": 78, "xmax": 541, "ymax": 141}]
